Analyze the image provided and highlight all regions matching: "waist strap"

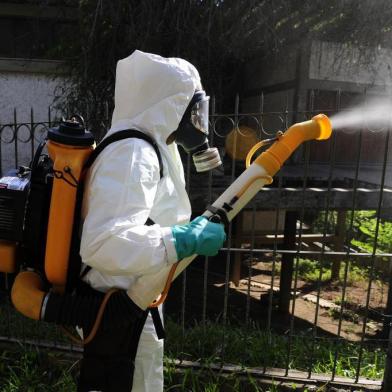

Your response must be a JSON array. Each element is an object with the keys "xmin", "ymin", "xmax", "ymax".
[{"xmin": 149, "ymin": 307, "xmax": 165, "ymax": 340}]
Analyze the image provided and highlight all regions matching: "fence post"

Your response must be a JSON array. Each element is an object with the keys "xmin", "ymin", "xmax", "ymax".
[
  {"xmin": 383, "ymin": 266, "xmax": 392, "ymax": 339},
  {"xmin": 279, "ymin": 211, "xmax": 298, "ymax": 314},
  {"xmin": 331, "ymin": 210, "xmax": 346, "ymax": 280},
  {"xmin": 382, "ymin": 316, "xmax": 392, "ymax": 391}
]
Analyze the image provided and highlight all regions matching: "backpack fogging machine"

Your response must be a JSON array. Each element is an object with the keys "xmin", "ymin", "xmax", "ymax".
[
  {"xmin": 1, "ymin": 117, "xmax": 96, "ymax": 325},
  {"xmin": 0, "ymin": 114, "xmax": 332, "ymax": 337}
]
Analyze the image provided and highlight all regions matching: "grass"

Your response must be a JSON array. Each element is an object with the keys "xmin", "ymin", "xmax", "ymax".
[
  {"xmin": 0, "ymin": 317, "xmax": 384, "ymax": 391},
  {"xmin": 0, "ymin": 347, "xmax": 303, "ymax": 391},
  {"xmin": 164, "ymin": 361, "xmax": 263, "ymax": 391},
  {"xmin": 0, "ymin": 291, "xmax": 385, "ymax": 390},
  {"xmin": 0, "ymin": 336, "xmax": 381, "ymax": 391},
  {"xmin": 0, "ymin": 349, "xmax": 77, "ymax": 391},
  {"xmin": 164, "ymin": 319, "xmax": 385, "ymax": 381},
  {"xmin": 0, "ymin": 304, "xmax": 385, "ymax": 379}
]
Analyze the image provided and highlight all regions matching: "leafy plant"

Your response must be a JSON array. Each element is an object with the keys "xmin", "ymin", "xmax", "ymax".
[
  {"xmin": 350, "ymin": 210, "xmax": 392, "ymax": 255},
  {"xmin": 293, "ymin": 258, "xmax": 368, "ymax": 285}
]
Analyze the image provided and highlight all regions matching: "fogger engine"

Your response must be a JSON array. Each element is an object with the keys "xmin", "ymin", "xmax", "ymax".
[
  {"xmin": 0, "ymin": 149, "xmax": 52, "ymax": 275},
  {"xmin": 0, "ymin": 170, "xmax": 28, "ymax": 246},
  {"xmin": 0, "ymin": 170, "xmax": 30, "ymax": 243}
]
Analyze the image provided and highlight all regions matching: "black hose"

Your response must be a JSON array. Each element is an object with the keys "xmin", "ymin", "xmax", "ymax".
[{"xmin": 42, "ymin": 290, "xmax": 144, "ymax": 335}]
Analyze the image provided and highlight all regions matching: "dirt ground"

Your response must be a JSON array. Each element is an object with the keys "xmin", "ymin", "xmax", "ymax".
[
  {"xmin": 166, "ymin": 257, "xmax": 388, "ymax": 342},
  {"xmin": 234, "ymin": 261, "xmax": 387, "ymax": 341}
]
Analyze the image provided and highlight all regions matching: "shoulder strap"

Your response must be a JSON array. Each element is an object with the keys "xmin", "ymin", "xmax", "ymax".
[
  {"xmin": 84, "ymin": 129, "xmax": 163, "ymax": 178},
  {"xmin": 68, "ymin": 130, "xmax": 162, "ymax": 292}
]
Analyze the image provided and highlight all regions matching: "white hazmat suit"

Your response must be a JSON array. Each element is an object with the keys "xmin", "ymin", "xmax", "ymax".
[{"xmin": 80, "ymin": 50, "xmax": 202, "ymax": 391}]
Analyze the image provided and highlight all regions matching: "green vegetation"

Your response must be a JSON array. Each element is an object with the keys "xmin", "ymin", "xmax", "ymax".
[
  {"xmin": 0, "ymin": 316, "xmax": 384, "ymax": 390},
  {"xmin": 350, "ymin": 210, "xmax": 392, "ymax": 255},
  {"xmin": 327, "ymin": 307, "xmax": 360, "ymax": 324},
  {"xmin": 164, "ymin": 361, "xmax": 272, "ymax": 392},
  {"xmin": 302, "ymin": 259, "xmax": 366, "ymax": 284},
  {"xmin": 164, "ymin": 319, "xmax": 384, "ymax": 380},
  {"xmin": 300, "ymin": 209, "xmax": 392, "ymax": 285},
  {"xmin": 274, "ymin": 258, "xmax": 369, "ymax": 285},
  {"xmin": 0, "ymin": 344, "xmax": 377, "ymax": 391},
  {"xmin": 0, "ymin": 349, "xmax": 76, "ymax": 391},
  {"xmin": 0, "ymin": 347, "xmax": 309, "ymax": 391},
  {"xmin": 314, "ymin": 210, "xmax": 392, "ymax": 256}
]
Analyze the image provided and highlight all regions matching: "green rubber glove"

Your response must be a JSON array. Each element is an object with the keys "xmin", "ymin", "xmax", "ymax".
[{"xmin": 171, "ymin": 216, "xmax": 226, "ymax": 259}]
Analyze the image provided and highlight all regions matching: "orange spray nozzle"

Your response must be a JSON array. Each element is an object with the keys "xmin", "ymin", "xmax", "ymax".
[
  {"xmin": 254, "ymin": 114, "xmax": 332, "ymax": 176},
  {"xmin": 293, "ymin": 114, "xmax": 332, "ymax": 141}
]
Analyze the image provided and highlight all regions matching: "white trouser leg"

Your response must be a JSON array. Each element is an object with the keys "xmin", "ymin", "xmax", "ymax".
[{"xmin": 131, "ymin": 308, "xmax": 164, "ymax": 392}]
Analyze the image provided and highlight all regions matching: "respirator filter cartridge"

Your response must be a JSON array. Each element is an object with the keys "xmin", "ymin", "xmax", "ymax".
[{"xmin": 192, "ymin": 147, "xmax": 222, "ymax": 172}]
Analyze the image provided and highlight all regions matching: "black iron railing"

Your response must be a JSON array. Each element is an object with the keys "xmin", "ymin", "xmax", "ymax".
[{"xmin": 0, "ymin": 92, "xmax": 391, "ymax": 390}]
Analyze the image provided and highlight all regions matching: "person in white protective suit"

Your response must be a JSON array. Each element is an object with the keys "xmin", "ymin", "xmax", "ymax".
[{"xmin": 78, "ymin": 50, "xmax": 226, "ymax": 392}]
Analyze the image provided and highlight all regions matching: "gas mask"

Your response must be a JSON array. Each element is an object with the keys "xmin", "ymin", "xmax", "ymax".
[{"xmin": 175, "ymin": 90, "xmax": 222, "ymax": 172}]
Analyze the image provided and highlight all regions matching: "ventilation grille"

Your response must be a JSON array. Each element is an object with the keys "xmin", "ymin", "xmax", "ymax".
[{"xmin": 0, "ymin": 189, "xmax": 28, "ymax": 241}]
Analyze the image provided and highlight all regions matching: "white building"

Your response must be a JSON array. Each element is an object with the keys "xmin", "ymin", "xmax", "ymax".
[{"xmin": 0, "ymin": 2, "xmax": 75, "ymax": 172}]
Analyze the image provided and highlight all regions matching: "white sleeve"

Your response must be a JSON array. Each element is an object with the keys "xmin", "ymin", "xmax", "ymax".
[{"xmin": 80, "ymin": 138, "xmax": 178, "ymax": 277}]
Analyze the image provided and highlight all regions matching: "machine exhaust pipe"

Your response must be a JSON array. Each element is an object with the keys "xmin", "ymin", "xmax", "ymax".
[{"xmin": 11, "ymin": 271, "xmax": 46, "ymax": 321}]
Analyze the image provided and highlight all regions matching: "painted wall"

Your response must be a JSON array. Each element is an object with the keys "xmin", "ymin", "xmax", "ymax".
[
  {"xmin": 0, "ymin": 58, "xmax": 67, "ymax": 173},
  {"xmin": 309, "ymin": 40, "xmax": 392, "ymax": 87},
  {"xmin": 0, "ymin": 71, "xmax": 63, "ymax": 124}
]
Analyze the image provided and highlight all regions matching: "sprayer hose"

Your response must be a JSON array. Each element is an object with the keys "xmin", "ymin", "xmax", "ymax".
[
  {"xmin": 148, "ymin": 263, "xmax": 179, "ymax": 308},
  {"xmin": 43, "ymin": 287, "xmax": 144, "ymax": 346},
  {"xmin": 60, "ymin": 288, "xmax": 118, "ymax": 345}
]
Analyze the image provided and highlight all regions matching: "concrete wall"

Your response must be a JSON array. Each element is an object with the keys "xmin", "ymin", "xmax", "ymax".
[
  {"xmin": 0, "ymin": 58, "xmax": 66, "ymax": 123},
  {"xmin": 0, "ymin": 58, "xmax": 67, "ymax": 173},
  {"xmin": 0, "ymin": 72, "xmax": 63, "ymax": 123},
  {"xmin": 308, "ymin": 40, "xmax": 392, "ymax": 87}
]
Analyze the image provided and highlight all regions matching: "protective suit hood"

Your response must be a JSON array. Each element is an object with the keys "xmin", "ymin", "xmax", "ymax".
[
  {"xmin": 105, "ymin": 50, "xmax": 199, "ymax": 227},
  {"xmin": 110, "ymin": 50, "xmax": 202, "ymax": 144}
]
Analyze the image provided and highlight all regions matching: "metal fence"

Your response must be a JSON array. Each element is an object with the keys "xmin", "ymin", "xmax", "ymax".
[{"xmin": 0, "ymin": 92, "xmax": 392, "ymax": 390}]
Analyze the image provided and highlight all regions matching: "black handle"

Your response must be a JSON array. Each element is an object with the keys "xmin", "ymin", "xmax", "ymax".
[{"xmin": 208, "ymin": 214, "xmax": 222, "ymax": 224}]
